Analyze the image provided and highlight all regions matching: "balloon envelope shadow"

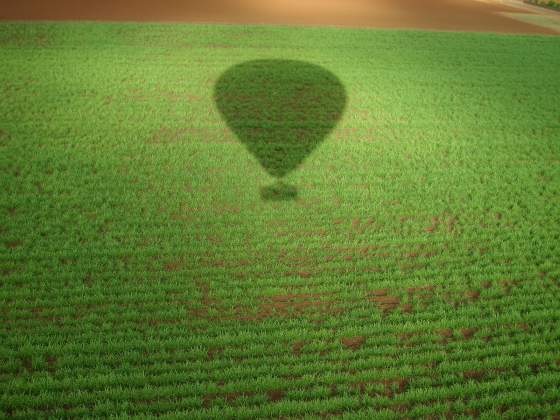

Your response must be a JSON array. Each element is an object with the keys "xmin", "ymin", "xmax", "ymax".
[{"xmin": 214, "ymin": 59, "xmax": 346, "ymax": 200}]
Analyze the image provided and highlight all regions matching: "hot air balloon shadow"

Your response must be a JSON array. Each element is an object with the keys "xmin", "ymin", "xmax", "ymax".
[{"xmin": 214, "ymin": 59, "xmax": 346, "ymax": 201}]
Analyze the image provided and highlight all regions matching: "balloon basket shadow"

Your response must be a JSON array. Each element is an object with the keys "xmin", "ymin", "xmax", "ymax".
[{"xmin": 260, "ymin": 182, "xmax": 298, "ymax": 201}]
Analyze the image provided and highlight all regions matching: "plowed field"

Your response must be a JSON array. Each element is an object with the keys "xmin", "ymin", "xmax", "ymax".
[{"xmin": 1, "ymin": 0, "xmax": 559, "ymax": 34}]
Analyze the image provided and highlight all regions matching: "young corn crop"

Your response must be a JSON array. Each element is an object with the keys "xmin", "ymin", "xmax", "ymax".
[{"xmin": 1, "ymin": 22, "xmax": 559, "ymax": 417}]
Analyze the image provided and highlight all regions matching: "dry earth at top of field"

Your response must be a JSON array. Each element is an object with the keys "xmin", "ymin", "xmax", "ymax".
[{"xmin": 1, "ymin": 0, "xmax": 559, "ymax": 34}]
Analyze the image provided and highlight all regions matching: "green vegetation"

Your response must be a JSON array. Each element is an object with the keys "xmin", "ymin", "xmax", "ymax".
[
  {"xmin": 527, "ymin": 0, "xmax": 560, "ymax": 10},
  {"xmin": 1, "ymin": 22, "xmax": 560, "ymax": 417}
]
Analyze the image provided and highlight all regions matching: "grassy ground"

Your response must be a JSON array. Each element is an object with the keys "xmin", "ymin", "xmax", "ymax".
[
  {"xmin": 1, "ymin": 22, "xmax": 560, "ymax": 418},
  {"xmin": 503, "ymin": 11, "xmax": 560, "ymax": 33}
]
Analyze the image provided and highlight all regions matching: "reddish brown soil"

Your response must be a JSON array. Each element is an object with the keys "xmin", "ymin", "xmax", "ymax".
[
  {"xmin": 351, "ymin": 378, "xmax": 409, "ymax": 398},
  {"xmin": 463, "ymin": 370, "xmax": 486, "ymax": 381},
  {"xmin": 267, "ymin": 389, "xmax": 285, "ymax": 402},
  {"xmin": 517, "ymin": 322, "xmax": 530, "ymax": 331},
  {"xmin": 292, "ymin": 341, "xmax": 305, "ymax": 356},
  {"xmin": 207, "ymin": 348, "xmax": 223, "ymax": 360},
  {"xmin": 461, "ymin": 327, "xmax": 478, "ymax": 339},
  {"xmin": 400, "ymin": 303, "xmax": 413, "ymax": 314},
  {"xmin": 46, "ymin": 355, "xmax": 57, "ymax": 366},
  {"xmin": 4, "ymin": 241, "xmax": 22, "ymax": 249},
  {"xmin": 369, "ymin": 295, "xmax": 401, "ymax": 314},
  {"xmin": 20, "ymin": 356, "xmax": 33, "ymax": 373},
  {"xmin": 163, "ymin": 261, "xmax": 182, "ymax": 272},
  {"xmin": 465, "ymin": 290, "xmax": 481, "ymax": 300},
  {"xmin": 341, "ymin": 336, "xmax": 366, "ymax": 350},
  {"xmin": 370, "ymin": 289, "xmax": 389, "ymax": 297},
  {"xmin": 437, "ymin": 328, "xmax": 454, "ymax": 338},
  {"xmin": 0, "ymin": 0, "xmax": 556, "ymax": 35}
]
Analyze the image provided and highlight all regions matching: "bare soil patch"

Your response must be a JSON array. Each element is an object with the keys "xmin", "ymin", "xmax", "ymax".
[
  {"xmin": 351, "ymin": 378, "xmax": 409, "ymax": 398},
  {"xmin": 401, "ymin": 303, "xmax": 414, "ymax": 314},
  {"xmin": 20, "ymin": 356, "xmax": 33, "ymax": 373},
  {"xmin": 1, "ymin": 0, "xmax": 557, "ymax": 34},
  {"xmin": 438, "ymin": 328, "xmax": 454, "ymax": 338},
  {"xmin": 46, "ymin": 355, "xmax": 57, "ymax": 373},
  {"xmin": 292, "ymin": 340, "xmax": 305, "ymax": 356},
  {"xmin": 4, "ymin": 241, "xmax": 22, "ymax": 249},
  {"xmin": 369, "ymin": 295, "xmax": 401, "ymax": 314},
  {"xmin": 437, "ymin": 328, "xmax": 454, "ymax": 344},
  {"xmin": 256, "ymin": 293, "xmax": 341, "ymax": 319},
  {"xmin": 267, "ymin": 389, "xmax": 285, "ymax": 402},
  {"xmin": 341, "ymin": 335, "xmax": 366, "ymax": 350},
  {"xmin": 461, "ymin": 327, "xmax": 478, "ymax": 339},
  {"xmin": 463, "ymin": 370, "xmax": 486, "ymax": 381},
  {"xmin": 465, "ymin": 290, "xmax": 481, "ymax": 301},
  {"xmin": 207, "ymin": 348, "xmax": 223, "ymax": 360}
]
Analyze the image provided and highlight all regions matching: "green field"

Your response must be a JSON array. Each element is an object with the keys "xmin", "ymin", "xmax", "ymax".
[{"xmin": 1, "ymin": 22, "xmax": 560, "ymax": 418}]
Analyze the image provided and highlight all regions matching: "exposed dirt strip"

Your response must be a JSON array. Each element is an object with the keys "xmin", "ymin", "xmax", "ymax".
[{"xmin": 0, "ymin": 0, "xmax": 558, "ymax": 35}]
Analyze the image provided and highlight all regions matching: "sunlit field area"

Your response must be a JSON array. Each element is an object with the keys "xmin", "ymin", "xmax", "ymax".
[{"xmin": 1, "ymin": 22, "xmax": 560, "ymax": 417}]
